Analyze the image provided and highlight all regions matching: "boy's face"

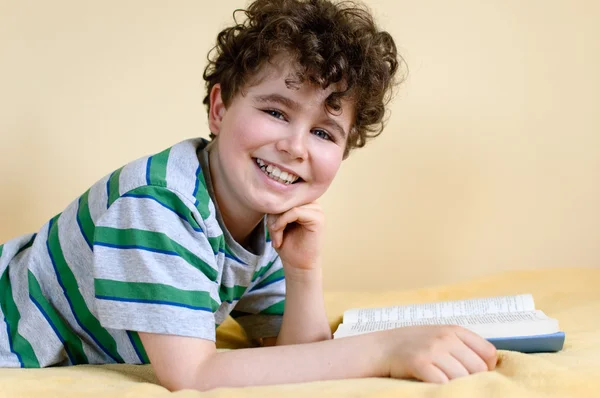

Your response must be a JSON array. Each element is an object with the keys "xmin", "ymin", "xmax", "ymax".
[{"xmin": 208, "ymin": 57, "xmax": 353, "ymax": 219}]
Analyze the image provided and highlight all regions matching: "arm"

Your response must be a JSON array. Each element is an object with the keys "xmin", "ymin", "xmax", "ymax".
[
  {"xmin": 141, "ymin": 331, "xmax": 386, "ymax": 391},
  {"xmin": 275, "ymin": 267, "xmax": 331, "ymax": 345},
  {"xmin": 141, "ymin": 324, "xmax": 497, "ymax": 391},
  {"xmin": 266, "ymin": 204, "xmax": 332, "ymax": 346}
]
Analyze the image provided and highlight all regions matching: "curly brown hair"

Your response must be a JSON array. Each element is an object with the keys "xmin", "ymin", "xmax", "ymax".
[{"xmin": 203, "ymin": 0, "xmax": 404, "ymax": 157}]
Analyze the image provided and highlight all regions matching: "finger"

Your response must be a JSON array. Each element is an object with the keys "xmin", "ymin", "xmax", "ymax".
[
  {"xmin": 454, "ymin": 328, "xmax": 498, "ymax": 370},
  {"xmin": 270, "ymin": 207, "xmax": 322, "ymax": 232},
  {"xmin": 433, "ymin": 354, "xmax": 470, "ymax": 380},
  {"xmin": 412, "ymin": 363, "xmax": 449, "ymax": 384},
  {"xmin": 267, "ymin": 224, "xmax": 283, "ymax": 249},
  {"xmin": 449, "ymin": 344, "xmax": 489, "ymax": 374},
  {"xmin": 266, "ymin": 214, "xmax": 283, "ymax": 248}
]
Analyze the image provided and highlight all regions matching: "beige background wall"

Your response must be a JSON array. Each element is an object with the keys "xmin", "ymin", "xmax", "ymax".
[{"xmin": 1, "ymin": 0, "xmax": 598, "ymax": 291}]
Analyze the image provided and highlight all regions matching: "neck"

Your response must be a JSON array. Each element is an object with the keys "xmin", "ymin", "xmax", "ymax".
[{"xmin": 207, "ymin": 146, "xmax": 264, "ymax": 247}]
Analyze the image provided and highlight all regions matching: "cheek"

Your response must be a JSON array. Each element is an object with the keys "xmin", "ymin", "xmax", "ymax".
[
  {"xmin": 226, "ymin": 114, "xmax": 273, "ymax": 148},
  {"xmin": 312, "ymin": 149, "xmax": 343, "ymax": 186}
]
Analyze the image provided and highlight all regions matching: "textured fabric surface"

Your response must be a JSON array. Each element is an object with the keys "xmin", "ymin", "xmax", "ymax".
[
  {"xmin": 0, "ymin": 267, "xmax": 598, "ymax": 397},
  {"xmin": 0, "ymin": 138, "xmax": 284, "ymax": 367}
]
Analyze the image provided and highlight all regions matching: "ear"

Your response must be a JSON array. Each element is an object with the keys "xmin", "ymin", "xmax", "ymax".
[{"xmin": 208, "ymin": 84, "xmax": 226, "ymax": 136}]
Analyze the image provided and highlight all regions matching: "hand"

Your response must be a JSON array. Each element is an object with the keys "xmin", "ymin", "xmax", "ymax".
[
  {"xmin": 382, "ymin": 325, "xmax": 497, "ymax": 383},
  {"xmin": 267, "ymin": 202, "xmax": 324, "ymax": 272}
]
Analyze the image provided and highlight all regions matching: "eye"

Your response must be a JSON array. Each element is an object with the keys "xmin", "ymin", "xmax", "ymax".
[
  {"xmin": 312, "ymin": 129, "xmax": 332, "ymax": 141},
  {"xmin": 263, "ymin": 109, "xmax": 287, "ymax": 121}
]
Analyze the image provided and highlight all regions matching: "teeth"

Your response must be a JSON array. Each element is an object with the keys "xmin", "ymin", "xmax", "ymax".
[{"xmin": 254, "ymin": 158, "xmax": 299, "ymax": 184}]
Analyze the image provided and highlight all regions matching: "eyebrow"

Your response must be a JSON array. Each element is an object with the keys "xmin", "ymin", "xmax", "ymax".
[{"xmin": 253, "ymin": 93, "xmax": 347, "ymax": 139}]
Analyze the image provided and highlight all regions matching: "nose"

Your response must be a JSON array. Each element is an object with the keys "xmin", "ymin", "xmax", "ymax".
[{"xmin": 276, "ymin": 129, "xmax": 308, "ymax": 160}]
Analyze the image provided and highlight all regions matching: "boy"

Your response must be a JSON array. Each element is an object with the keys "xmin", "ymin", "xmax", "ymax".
[{"xmin": 0, "ymin": 0, "xmax": 496, "ymax": 391}]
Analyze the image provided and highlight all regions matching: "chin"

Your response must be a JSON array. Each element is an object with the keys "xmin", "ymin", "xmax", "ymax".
[{"xmin": 255, "ymin": 200, "xmax": 297, "ymax": 215}]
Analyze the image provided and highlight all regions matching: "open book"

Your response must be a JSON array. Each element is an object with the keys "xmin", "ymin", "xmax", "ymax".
[{"xmin": 333, "ymin": 294, "xmax": 565, "ymax": 353}]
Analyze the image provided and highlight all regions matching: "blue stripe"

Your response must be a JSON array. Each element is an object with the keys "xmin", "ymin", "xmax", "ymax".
[
  {"xmin": 222, "ymin": 250, "xmax": 246, "ymax": 265},
  {"xmin": 105, "ymin": 173, "xmax": 112, "ymax": 209},
  {"xmin": 95, "ymin": 295, "xmax": 213, "ymax": 312},
  {"xmin": 94, "ymin": 242, "xmax": 180, "ymax": 257},
  {"xmin": 121, "ymin": 193, "xmax": 203, "ymax": 233},
  {"xmin": 250, "ymin": 276, "xmax": 285, "ymax": 292},
  {"xmin": 29, "ymin": 294, "xmax": 74, "ymax": 365},
  {"xmin": 3, "ymin": 320, "xmax": 23, "ymax": 368},
  {"xmin": 46, "ymin": 219, "xmax": 120, "ymax": 363},
  {"xmin": 193, "ymin": 165, "xmax": 201, "ymax": 207},
  {"xmin": 146, "ymin": 157, "xmax": 152, "ymax": 186},
  {"xmin": 76, "ymin": 198, "xmax": 93, "ymax": 250},
  {"xmin": 127, "ymin": 331, "xmax": 145, "ymax": 364}
]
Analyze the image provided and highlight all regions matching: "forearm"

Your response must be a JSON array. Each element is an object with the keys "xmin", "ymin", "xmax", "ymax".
[
  {"xmin": 195, "ymin": 333, "xmax": 387, "ymax": 391},
  {"xmin": 277, "ymin": 267, "xmax": 331, "ymax": 345}
]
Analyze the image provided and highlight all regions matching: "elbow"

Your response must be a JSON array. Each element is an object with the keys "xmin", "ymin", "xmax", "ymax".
[
  {"xmin": 155, "ymin": 360, "xmax": 218, "ymax": 392},
  {"xmin": 159, "ymin": 374, "xmax": 215, "ymax": 393}
]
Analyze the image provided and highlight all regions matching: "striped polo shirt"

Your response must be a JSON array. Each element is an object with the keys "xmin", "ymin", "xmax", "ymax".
[{"xmin": 0, "ymin": 138, "xmax": 285, "ymax": 368}]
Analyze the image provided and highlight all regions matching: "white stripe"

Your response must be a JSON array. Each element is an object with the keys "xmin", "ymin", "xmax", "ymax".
[
  {"xmin": 57, "ymin": 202, "xmax": 135, "ymax": 363},
  {"xmin": 18, "ymin": 299, "xmax": 70, "ymax": 367},
  {"xmin": 0, "ymin": 308, "xmax": 21, "ymax": 367},
  {"xmin": 118, "ymin": 156, "xmax": 149, "ymax": 196},
  {"xmin": 28, "ymin": 224, "xmax": 107, "ymax": 364},
  {"xmin": 5, "ymin": 244, "xmax": 70, "ymax": 367},
  {"xmin": 219, "ymin": 255, "xmax": 254, "ymax": 288},
  {"xmin": 58, "ymin": 201, "xmax": 95, "ymax": 312},
  {"xmin": 93, "ymin": 245, "xmax": 219, "ymax": 303},
  {"xmin": 102, "ymin": 329, "xmax": 145, "ymax": 364},
  {"xmin": 97, "ymin": 195, "xmax": 217, "ymax": 267},
  {"xmin": 88, "ymin": 174, "xmax": 110, "ymax": 224},
  {"xmin": 95, "ymin": 299, "xmax": 216, "ymax": 341},
  {"xmin": 166, "ymin": 139, "xmax": 201, "ymax": 199},
  {"xmin": 235, "ymin": 289, "xmax": 285, "ymax": 313},
  {"xmin": 205, "ymin": 199, "xmax": 220, "ymax": 238},
  {"xmin": 0, "ymin": 234, "xmax": 35, "ymax": 272}
]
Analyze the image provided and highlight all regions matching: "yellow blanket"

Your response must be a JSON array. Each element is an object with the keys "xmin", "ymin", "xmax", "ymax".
[{"xmin": 1, "ymin": 267, "xmax": 598, "ymax": 397}]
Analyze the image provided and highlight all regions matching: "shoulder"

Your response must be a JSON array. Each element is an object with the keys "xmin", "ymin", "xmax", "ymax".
[{"xmin": 90, "ymin": 138, "xmax": 216, "ymax": 230}]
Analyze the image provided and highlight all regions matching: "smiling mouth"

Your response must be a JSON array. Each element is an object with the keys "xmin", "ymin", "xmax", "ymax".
[{"xmin": 254, "ymin": 158, "xmax": 302, "ymax": 185}]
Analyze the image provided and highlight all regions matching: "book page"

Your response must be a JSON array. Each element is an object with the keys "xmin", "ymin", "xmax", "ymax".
[
  {"xmin": 343, "ymin": 294, "xmax": 535, "ymax": 324},
  {"xmin": 334, "ymin": 310, "xmax": 559, "ymax": 339}
]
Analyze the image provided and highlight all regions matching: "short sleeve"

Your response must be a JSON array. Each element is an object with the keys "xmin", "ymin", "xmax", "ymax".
[
  {"xmin": 230, "ymin": 256, "xmax": 286, "ymax": 340},
  {"xmin": 92, "ymin": 186, "xmax": 221, "ymax": 341}
]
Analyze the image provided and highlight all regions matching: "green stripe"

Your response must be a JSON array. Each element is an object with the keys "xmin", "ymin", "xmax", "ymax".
[
  {"xmin": 194, "ymin": 168, "xmax": 211, "ymax": 220},
  {"xmin": 0, "ymin": 269, "xmax": 40, "ymax": 367},
  {"xmin": 77, "ymin": 190, "xmax": 95, "ymax": 246},
  {"xmin": 95, "ymin": 279, "xmax": 219, "ymax": 312},
  {"xmin": 108, "ymin": 167, "xmax": 123, "ymax": 207},
  {"xmin": 206, "ymin": 235, "xmax": 243, "ymax": 264},
  {"xmin": 47, "ymin": 218, "xmax": 124, "ymax": 363},
  {"xmin": 0, "ymin": 244, "xmax": 4, "ymax": 257},
  {"xmin": 148, "ymin": 148, "xmax": 171, "ymax": 186},
  {"xmin": 207, "ymin": 236, "xmax": 223, "ymax": 255},
  {"xmin": 28, "ymin": 271, "xmax": 89, "ymax": 364},
  {"xmin": 252, "ymin": 258, "xmax": 278, "ymax": 282},
  {"xmin": 253, "ymin": 268, "xmax": 285, "ymax": 291},
  {"xmin": 127, "ymin": 186, "xmax": 201, "ymax": 230},
  {"xmin": 219, "ymin": 285, "xmax": 247, "ymax": 303},
  {"xmin": 127, "ymin": 331, "xmax": 150, "ymax": 364},
  {"xmin": 95, "ymin": 227, "xmax": 218, "ymax": 282},
  {"xmin": 260, "ymin": 300, "xmax": 285, "ymax": 316}
]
